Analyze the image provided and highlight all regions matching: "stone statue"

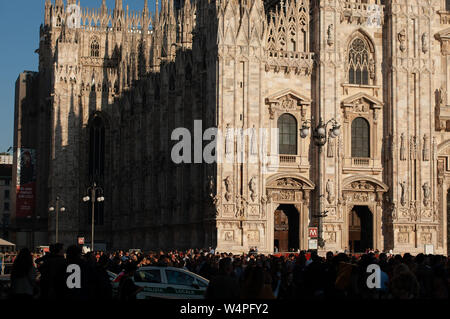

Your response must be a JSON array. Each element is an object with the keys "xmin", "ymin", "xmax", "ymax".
[
  {"xmin": 235, "ymin": 195, "xmax": 247, "ymax": 218},
  {"xmin": 400, "ymin": 133, "xmax": 406, "ymax": 161},
  {"xmin": 326, "ymin": 179, "xmax": 335, "ymax": 204},
  {"xmin": 422, "ymin": 32, "xmax": 428, "ymax": 54},
  {"xmin": 398, "ymin": 29, "xmax": 406, "ymax": 52},
  {"xmin": 369, "ymin": 57, "xmax": 375, "ymax": 80},
  {"xmin": 207, "ymin": 175, "xmax": 215, "ymax": 199},
  {"xmin": 327, "ymin": 136, "xmax": 334, "ymax": 158},
  {"xmin": 249, "ymin": 177, "xmax": 257, "ymax": 202},
  {"xmin": 224, "ymin": 176, "xmax": 233, "ymax": 202},
  {"xmin": 423, "ymin": 134, "xmax": 429, "ymax": 162},
  {"xmin": 327, "ymin": 24, "xmax": 334, "ymax": 46},
  {"xmin": 422, "ymin": 182, "xmax": 431, "ymax": 207},
  {"xmin": 399, "ymin": 181, "xmax": 407, "ymax": 207}
]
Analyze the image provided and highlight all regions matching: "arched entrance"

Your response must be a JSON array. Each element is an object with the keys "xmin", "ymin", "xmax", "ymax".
[
  {"xmin": 341, "ymin": 177, "xmax": 388, "ymax": 252},
  {"xmin": 265, "ymin": 175, "xmax": 315, "ymax": 253},
  {"xmin": 274, "ymin": 204, "xmax": 300, "ymax": 252},
  {"xmin": 348, "ymin": 206, "xmax": 373, "ymax": 253}
]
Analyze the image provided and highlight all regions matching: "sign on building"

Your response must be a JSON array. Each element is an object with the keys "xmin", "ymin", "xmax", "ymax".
[
  {"xmin": 309, "ymin": 227, "xmax": 318, "ymax": 238},
  {"xmin": 308, "ymin": 239, "xmax": 318, "ymax": 250},
  {"xmin": 16, "ymin": 148, "xmax": 36, "ymax": 218}
]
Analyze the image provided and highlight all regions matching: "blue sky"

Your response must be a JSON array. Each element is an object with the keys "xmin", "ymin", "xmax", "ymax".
[{"xmin": 0, "ymin": 0, "xmax": 156, "ymax": 153}]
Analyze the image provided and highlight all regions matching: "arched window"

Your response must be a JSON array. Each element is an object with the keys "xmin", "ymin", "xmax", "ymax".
[
  {"xmin": 90, "ymin": 39, "xmax": 100, "ymax": 57},
  {"xmin": 351, "ymin": 117, "xmax": 370, "ymax": 158},
  {"xmin": 348, "ymin": 38, "xmax": 370, "ymax": 85},
  {"xmin": 278, "ymin": 113, "xmax": 297, "ymax": 155}
]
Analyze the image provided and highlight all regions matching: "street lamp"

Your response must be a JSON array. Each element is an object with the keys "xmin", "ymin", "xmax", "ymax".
[
  {"xmin": 300, "ymin": 117, "xmax": 341, "ymax": 248},
  {"xmin": 48, "ymin": 196, "xmax": 65, "ymax": 243},
  {"xmin": 83, "ymin": 182, "xmax": 104, "ymax": 252}
]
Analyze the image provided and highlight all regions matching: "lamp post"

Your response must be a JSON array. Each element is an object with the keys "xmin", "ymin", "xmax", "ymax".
[
  {"xmin": 300, "ymin": 117, "xmax": 341, "ymax": 249},
  {"xmin": 49, "ymin": 196, "xmax": 66, "ymax": 243},
  {"xmin": 83, "ymin": 182, "xmax": 104, "ymax": 252}
]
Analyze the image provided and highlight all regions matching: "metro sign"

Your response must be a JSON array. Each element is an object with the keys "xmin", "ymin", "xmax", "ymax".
[{"xmin": 309, "ymin": 227, "xmax": 318, "ymax": 238}]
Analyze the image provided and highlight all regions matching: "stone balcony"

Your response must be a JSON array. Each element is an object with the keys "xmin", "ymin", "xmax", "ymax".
[
  {"xmin": 343, "ymin": 157, "xmax": 383, "ymax": 174},
  {"xmin": 339, "ymin": 0, "xmax": 385, "ymax": 26},
  {"xmin": 438, "ymin": 10, "xmax": 450, "ymax": 24},
  {"xmin": 265, "ymin": 51, "xmax": 314, "ymax": 75}
]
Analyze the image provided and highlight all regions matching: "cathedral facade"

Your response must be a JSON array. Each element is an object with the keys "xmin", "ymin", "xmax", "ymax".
[{"xmin": 12, "ymin": 0, "xmax": 450, "ymax": 254}]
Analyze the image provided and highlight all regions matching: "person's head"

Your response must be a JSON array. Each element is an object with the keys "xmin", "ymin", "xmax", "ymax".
[
  {"xmin": 98, "ymin": 254, "xmax": 109, "ymax": 268},
  {"xmin": 124, "ymin": 261, "xmax": 138, "ymax": 275},
  {"xmin": 51, "ymin": 243, "xmax": 63, "ymax": 255},
  {"xmin": 326, "ymin": 251, "xmax": 334, "ymax": 262},
  {"xmin": 66, "ymin": 245, "xmax": 82, "ymax": 263},
  {"xmin": 11, "ymin": 248, "xmax": 33, "ymax": 278}
]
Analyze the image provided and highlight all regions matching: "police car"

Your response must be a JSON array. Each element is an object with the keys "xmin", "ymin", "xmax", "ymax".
[{"xmin": 110, "ymin": 267, "xmax": 209, "ymax": 299}]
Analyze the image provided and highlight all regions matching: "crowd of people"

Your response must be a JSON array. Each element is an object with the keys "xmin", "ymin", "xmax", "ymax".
[{"xmin": 2, "ymin": 244, "xmax": 449, "ymax": 300}]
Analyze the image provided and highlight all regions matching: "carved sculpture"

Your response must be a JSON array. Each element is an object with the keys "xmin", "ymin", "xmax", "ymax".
[
  {"xmin": 423, "ymin": 134, "xmax": 429, "ymax": 161},
  {"xmin": 327, "ymin": 136, "xmax": 334, "ymax": 158},
  {"xmin": 400, "ymin": 133, "xmax": 406, "ymax": 161},
  {"xmin": 235, "ymin": 195, "xmax": 248, "ymax": 218},
  {"xmin": 249, "ymin": 176, "xmax": 258, "ymax": 202},
  {"xmin": 326, "ymin": 179, "xmax": 335, "ymax": 204},
  {"xmin": 399, "ymin": 181, "xmax": 407, "ymax": 207},
  {"xmin": 398, "ymin": 29, "xmax": 406, "ymax": 52},
  {"xmin": 327, "ymin": 24, "xmax": 334, "ymax": 46},
  {"xmin": 422, "ymin": 182, "xmax": 430, "ymax": 207},
  {"xmin": 224, "ymin": 176, "xmax": 233, "ymax": 202},
  {"xmin": 422, "ymin": 32, "xmax": 428, "ymax": 54}
]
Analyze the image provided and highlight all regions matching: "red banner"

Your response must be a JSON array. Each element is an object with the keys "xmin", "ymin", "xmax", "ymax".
[{"xmin": 16, "ymin": 149, "xmax": 36, "ymax": 218}]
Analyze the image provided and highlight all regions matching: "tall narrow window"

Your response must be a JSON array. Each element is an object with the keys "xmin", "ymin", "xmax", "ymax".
[
  {"xmin": 447, "ymin": 0, "xmax": 450, "ymax": 11},
  {"xmin": 351, "ymin": 117, "xmax": 370, "ymax": 158},
  {"xmin": 278, "ymin": 113, "xmax": 297, "ymax": 155},
  {"xmin": 90, "ymin": 39, "xmax": 100, "ymax": 57},
  {"xmin": 89, "ymin": 116, "xmax": 105, "ymax": 177},
  {"xmin": 348, "ymin": 38, "xmax": 370, "ymax": 85}
]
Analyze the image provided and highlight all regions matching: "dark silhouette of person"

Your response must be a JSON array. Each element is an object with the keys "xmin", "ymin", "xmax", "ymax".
[
  {"xmin": 205, "ymin": 257, "xmax": 240, "ymax": 299},
  {"xmin": 10, "ymin": 248, "xmax": 37, "ymax": 299}
]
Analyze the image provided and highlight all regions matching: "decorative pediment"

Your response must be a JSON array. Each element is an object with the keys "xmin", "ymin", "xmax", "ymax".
[
  {"xmin": 266, "ymin": 174, "xmax": 315, "ymax": 190},
  {"xmin": 342, "ymin": 92, "xmax": 383, "ymax": 109},
  {"xmin": 341, "ymin": 93, "xmax": 383, "ymax": 120},
  {"xmin": 266, "ymin": 89, "xmax": 311, "ymax": 106},
  {"xmin": 265, "ymin": 89, "xmax": 311, "ymax": 119},
  {"xmin": 438, "ymin": 139, "xmax": 450, "ymax": 156},
  {"xmin": 342, "ymin": 176, "xmax": 388, "ymax": 193},
  {"xmin": 435, "ymin": 28, "xmax": 450, "ymax": 55}
]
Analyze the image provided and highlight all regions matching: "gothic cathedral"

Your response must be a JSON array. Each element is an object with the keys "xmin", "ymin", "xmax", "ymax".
[{"xmin": 13, "ymin": 0, "xmax": 450, "ymax": 254}]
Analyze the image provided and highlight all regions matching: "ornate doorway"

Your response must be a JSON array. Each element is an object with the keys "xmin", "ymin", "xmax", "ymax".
[
  {"xmin": 341, "ymin": 177, "xmax": 388, "ymax": 252},
  {"xmin": 274, "ymin": 204, "xmax": 300, "ymax": 252},
  {"xmin": 348, "ymin": 206, "xmax": 373, "ymax": 253},
  {"xmin": 265, "ymin": 175, "xmax": 314, "ymax": 253}
]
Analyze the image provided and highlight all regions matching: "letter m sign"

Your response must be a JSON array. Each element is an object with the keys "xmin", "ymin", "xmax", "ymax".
[{"xmin": 309, "ymin": 227, "xmax": 318, "ymax": 238}]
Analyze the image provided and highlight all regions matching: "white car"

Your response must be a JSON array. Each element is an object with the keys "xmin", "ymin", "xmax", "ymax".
[{"xmin": 109, "ymin": 267, "xmax": 209, "ymax": 299}]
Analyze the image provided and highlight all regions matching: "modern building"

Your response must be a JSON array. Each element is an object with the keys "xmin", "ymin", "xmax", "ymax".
[
  {"xmin": 0, "ymin": 160, "xmax": 12, "ymax": 240},
  {"xmin": 13, "ymin": 0, "xmax": 450, "ymax": 254}
]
